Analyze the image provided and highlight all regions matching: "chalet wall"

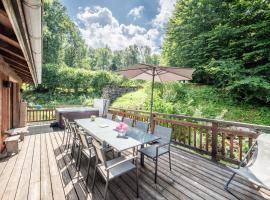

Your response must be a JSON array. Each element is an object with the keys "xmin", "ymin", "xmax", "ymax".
[{"xmin": 0, "ymin": 62, "xmax": 21, "ymax": 152}]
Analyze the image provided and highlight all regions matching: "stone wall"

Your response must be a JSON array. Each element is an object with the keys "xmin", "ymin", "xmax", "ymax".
[{"xmin": 102, "ymin": 85, "xmax": 139, "ymax": 103}]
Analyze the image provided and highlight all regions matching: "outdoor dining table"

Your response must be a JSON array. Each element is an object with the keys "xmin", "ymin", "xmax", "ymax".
[{"xmin": 75, "ymin": 117, "xmax": 160, "ymax": 166}]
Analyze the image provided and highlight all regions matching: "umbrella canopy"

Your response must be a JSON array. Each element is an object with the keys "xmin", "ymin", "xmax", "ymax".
[
  {"xmin": 117, "ymin": 63, "xmax": 194, "ymax": 82},
  {"xmin": 117, "ymin": 63, "xmax": 194, "ymax": 126}
]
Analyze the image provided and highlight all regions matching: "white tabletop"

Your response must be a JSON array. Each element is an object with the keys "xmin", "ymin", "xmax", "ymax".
[
  {"xmin": 55, "ymin": 107, "xmax": 99, "ymax": 113},
  {"xmin": 75, "ymin": 118, "xmax": 160, "ymax": 152}
]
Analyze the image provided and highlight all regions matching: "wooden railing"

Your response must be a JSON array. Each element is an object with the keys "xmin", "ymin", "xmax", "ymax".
[
  {"xmin": 109, "ymin": 107, "xmax": 270, "ymax": 164},
  {"xmin": 27, "ymin": 107, "xmax": 56, "ymax": 122}
]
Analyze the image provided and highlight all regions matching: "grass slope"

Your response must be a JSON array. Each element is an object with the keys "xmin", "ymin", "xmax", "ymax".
[{"xmin": 112, "ymin": 83, "xmax": 270, "ymax": 125}]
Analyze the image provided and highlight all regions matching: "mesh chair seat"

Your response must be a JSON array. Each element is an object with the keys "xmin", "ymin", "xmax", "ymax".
[
  {"xmin": 139, "ymin": 144, "xmax": 169, "ymax": 159},
  {"xmin": 72, "ymin": 137, "xmax": 80, "ymax": 146},
  {"xmin": 97, "ymin": 156, "xmax": 136, "ymax": 180},
  {"xmin": 228, "ymin": 134, "xmax": 270, "ymax": 190}
]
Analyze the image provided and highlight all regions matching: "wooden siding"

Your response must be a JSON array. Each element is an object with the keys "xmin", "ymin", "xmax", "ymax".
[{"xmin": 0, "ymin": 69, "xmax": 22, "ymax": 152}]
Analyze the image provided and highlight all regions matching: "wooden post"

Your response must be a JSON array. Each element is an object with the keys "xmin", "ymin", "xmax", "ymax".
[{"xmin": 211, "ymin": 122, "xmax": 218, "ymax": 161}]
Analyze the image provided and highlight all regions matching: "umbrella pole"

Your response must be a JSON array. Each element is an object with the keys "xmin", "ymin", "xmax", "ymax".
[{"xmin": 150, "ymin": 67, "xmax": 155, "ymax": 131}]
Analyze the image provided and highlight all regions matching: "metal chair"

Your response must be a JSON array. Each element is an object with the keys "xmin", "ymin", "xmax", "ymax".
[
  {"xmin": 64, "ymin": 119, "xmax": 76, "ymax": 150},
  {"xmin": 139, "ymin": 125, "xmax": 172, "ymax": 183},
  {"xmin": 62, "ymin": 116, "xmax": 69, "ymax": 146},
  {"xmin": 91, "ymin": 139, "xmax": 139, "ymax": 199},
  {"xmin": 68, "ymin": 122, "xmax": 81, "ymax": 167},
  {"xmin": 123, "ymin": 117, "xmax": 134, "ymax": 127},
  {"xmin": 225, "ymin": 134, "xmax": 270, "ymax": 193},
  {"xmin": 134, "ymin": 121, "xmax": 149, "ymax": 132},
  {"xmin": 77, "ymin": 130, "xmax": 94, "ymax": 185},
  {"xmin": 106, "ymin": 113, "xmax": 113, "ymax": 120}
]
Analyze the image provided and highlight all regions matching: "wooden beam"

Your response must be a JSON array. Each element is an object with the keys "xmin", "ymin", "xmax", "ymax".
[
  {"xmin": 11, "ymin": 68, "xmax": 33, "ymax": 79},
  {"xmin": 0, "ymin": 8, "xmax": 13, "ymax": 31},
  {"xmin": 10, "ymin": 67, "xmax": 32, "ymax": 80},
  {"xmin": 3, "ymin": 58, "xmax": 29, "ymax": 72},
  {"xmin": 0, "ymin": 56, "xmax": 22, "ymax": 83},
  {"xmin": 0, "ymin": 49, "xmax": 27, "ymax": 66},
  {"xmin": 8, "ymin": 64, "xmax": 31, "ymax": 76},
  {"xmin": 0, "ymin": 24, "xmax": 20, "ymax": 48},
  {"xmin": 0, "ymin": 1, "xmax": 4, "ymax": 10},
  {"xmin": 0, "ymin": 40, "xmax": 24, "ymax": 60},
  {"xmin": 2, "ymin": 56, "xmax": 28, "ymax": 69}
]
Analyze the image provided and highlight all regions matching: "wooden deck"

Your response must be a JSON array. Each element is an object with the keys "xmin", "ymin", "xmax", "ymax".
[{"xmin": 0, "ymin": 128, "xmax": 270, "ymax": 200}]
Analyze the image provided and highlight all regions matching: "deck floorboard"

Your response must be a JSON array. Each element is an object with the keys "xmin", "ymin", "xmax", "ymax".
[{"xmin": 0, "ymin": 129, "xmax": 269, "ymax": 200}]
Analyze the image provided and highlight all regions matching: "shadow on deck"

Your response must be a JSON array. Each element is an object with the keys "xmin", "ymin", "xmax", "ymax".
[{"xmin": 0, "ymin": 124, "xmax": 269, "ymax": 200}]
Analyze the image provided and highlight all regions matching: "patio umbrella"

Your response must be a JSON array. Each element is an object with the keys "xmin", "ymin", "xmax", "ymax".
[{"xmin": 117, "ymin": 63, "xmax": 194, "ymax": 124}]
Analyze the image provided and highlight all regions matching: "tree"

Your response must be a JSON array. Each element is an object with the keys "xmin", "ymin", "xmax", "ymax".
[
  {"xmin": 162, "ymin": 0, "xmax": 270, "ymax": 104},
  {"xmin": 43, "ymin": 0, "xmax": 90, "ymax": 68},
  {"xmin": 95, "ymin": 47, "xmax": 112, "ymax": 70}
]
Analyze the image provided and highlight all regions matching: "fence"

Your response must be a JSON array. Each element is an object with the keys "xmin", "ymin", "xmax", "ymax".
[
  {"xmin": 109, "ymin": 107, "xmax": 270, "ymax": 164},
  {"xmin": 27, "ymin": 107, "xmax": 56, "ymax": 122}
]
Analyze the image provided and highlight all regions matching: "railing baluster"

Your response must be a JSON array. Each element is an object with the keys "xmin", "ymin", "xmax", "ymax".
[
  {"xmin": 248, "ymin": 137, "xmax": 253, "ymax": 161},
  {"xmin": 199, "ymin": 128, "xmax": 202, "ymax": 149},
  {"xmin": 206, "ymin": 129, "xmax": 209, "ymax": 152},
  {"xmin": 188, "ymin": 126, "xmax": 191, "ymax": 145},
  {"xmin": 239, "ymin": 136, "xmax": 243, "ymax": 161},
  {"xmin": 183, "ymin": 126, "xmax": 186, "ymax": 144},
  {"xmin": 194, "ymin": 128, "xmax": 197, "ymax": 148},
  {"xmin": 221, "ymin": 132, "xmax": 225, "ymax": 156},
  {"xmin": 178, "ymin": 126, "xmax": 181, "ymax": 143},
  {"xmin": 230, "ymin": 136, "xmax": 234, "ymax": 159},
  {"xmin": 173, "ymin": 126, "xmax": 177, "ymax": 141}
]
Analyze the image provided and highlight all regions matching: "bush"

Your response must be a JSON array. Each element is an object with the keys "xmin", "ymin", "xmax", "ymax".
[
  {"xmin": 38, "ymin": 64, "xmax": 134, "ymax": 95},
  {"xmin": 226, "ymin": 77, "xmax": 270, "ymax": 104}
]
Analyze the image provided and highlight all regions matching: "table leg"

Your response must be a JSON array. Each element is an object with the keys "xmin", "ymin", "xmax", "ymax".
[{"xmin": 140, "ymin": 144, "xmax": 144, "ymax": 166}]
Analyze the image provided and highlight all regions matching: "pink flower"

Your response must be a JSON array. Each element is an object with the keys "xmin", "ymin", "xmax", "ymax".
[{"xmin": 116, "ymin": 122, "xmax": 128, "ymax": 132}]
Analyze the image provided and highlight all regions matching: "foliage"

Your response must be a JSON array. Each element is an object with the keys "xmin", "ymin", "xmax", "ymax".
[
  {"xmin": 43, "ymin": 0, "xmax": 90, "ymax": 68},
  {"xmin": 38, "ymin": 64, "xmax": 135, "ymax": 94},
  {"xmin": 112, "ymin": 83, "xmax": 270, "ymax": 125},
  {"xmin": 90, "ymin": 45, "xmax": 160, "ymax": 70},
  {"xmin": 23, "ymin": 91, "xmax": 93, "ymax": 108},
  {"xmin": 162, "ymin": 0, "xmax": 270, "ymax": 104}
]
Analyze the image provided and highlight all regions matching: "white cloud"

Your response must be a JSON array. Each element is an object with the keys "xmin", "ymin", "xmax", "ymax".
[
  {"xmin": 152, "ymin": 0, "xmax": 176, "ymax": 28},
  {"xmin": 77, "ymin": 6, "xmax": 161, "ymax": 52},
  {"xmin": 128, "ymin": 6, "xmax": 144, "ymax": 20}
]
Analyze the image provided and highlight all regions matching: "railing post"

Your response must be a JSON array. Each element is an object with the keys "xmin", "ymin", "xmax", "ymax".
[{"xmin": 211, "ymin": 122, "xmax": 218, "ymax": 161}]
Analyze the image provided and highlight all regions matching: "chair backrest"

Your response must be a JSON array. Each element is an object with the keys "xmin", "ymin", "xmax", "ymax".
[
  {"xmin": 123, "ymin": 117, "xmax": 133, "ymax": 127},
  {"xmin": 64, "ymin": 118, "xmax": 72, "ymax": 132},
  {"xmin": 106, "ymin": 113, "xmax": 113, "ymax": 120},
  {"xmin": 114, "ymin": 115, "xmax": 122, "ymax": 122},
  {"xmin": 135, "ymin": 121, "xmax": 149, "ymax": 132},
  {"xmin": 92, "ymin": 139, "xmax": 107, "ymax": 168},
  {"xmin": 68, "ymin": 122, "xmax": 77, "ymax": 138},
  {"xmin": 153, "ymin": 125, "xmax": 172, "ymax": 144},
  {"xmin": 78, "ymin": 131, "xmax": 90, "ymax": 149},
  {"xmin": 63, "ymin": 117, "xmax": 69, "ymax": 129},
  {"xmin": 244, "ymin": 134, "xmax": 270, "ymax": 189}
]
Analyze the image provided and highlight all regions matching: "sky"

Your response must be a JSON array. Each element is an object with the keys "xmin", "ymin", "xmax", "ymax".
[{"xmin": 59, "ymin": 0, "xmax": 176, "ymax": 53}]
